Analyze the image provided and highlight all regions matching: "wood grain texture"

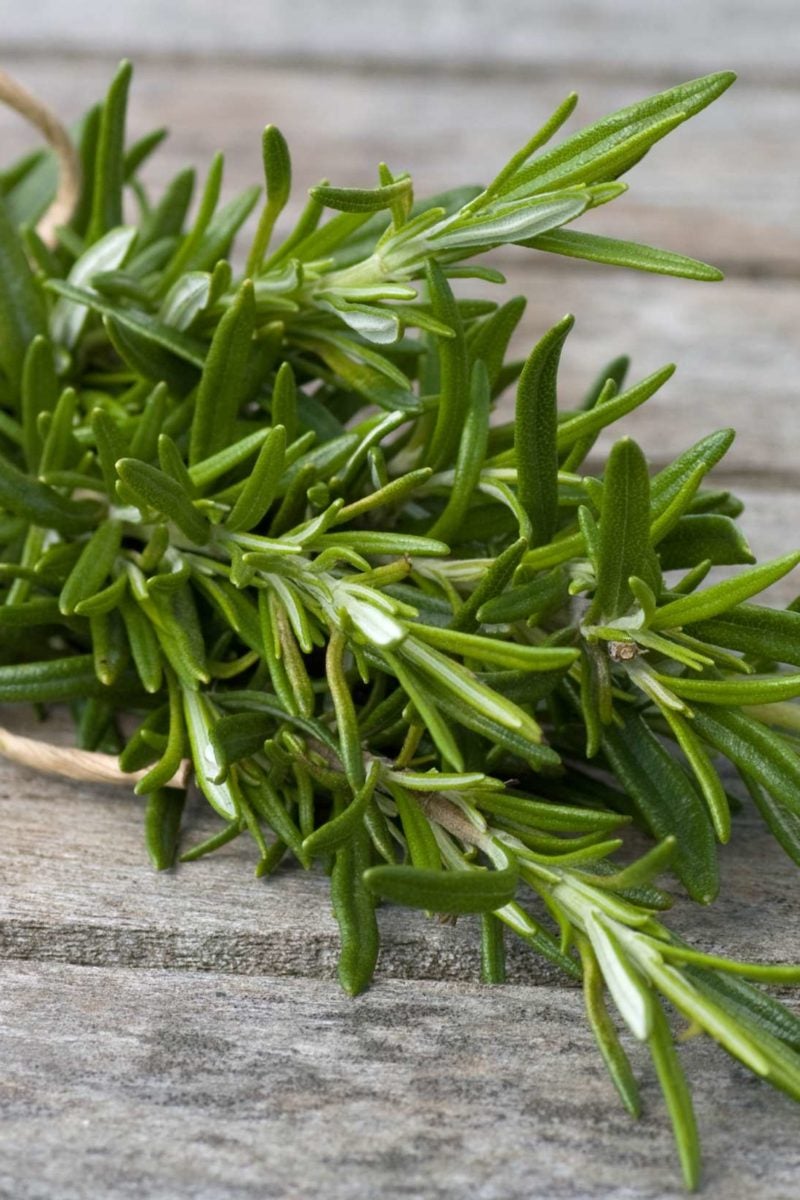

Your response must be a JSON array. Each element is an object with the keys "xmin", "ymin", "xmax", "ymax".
[
  {"xmin": 1, "ymin": 696, "xmax": 799, "ymax": 984},
  {"xmin": 2, "ymin": 57, "xmax": 799, "ymax": 280},
  {"xmin": 1, "ymin": 960, "xmax": 798, "ymax": 1200},
  {"xmin": 5, "ymin": 0, "xmax": 800, "ymax": 80}
]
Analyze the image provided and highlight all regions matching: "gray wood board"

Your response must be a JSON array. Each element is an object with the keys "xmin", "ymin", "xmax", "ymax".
[
  {"xmin": 1, "ymin": 959, "xmax": 798, "ymax": 1200},
  {"xmin": 1, "ymin": 700, "xmax": 799, "ymax": 984},
  {"xmin": 2, "ymin": 57, "xmax": 799, "ymax": 279},
  {"xmin": 5, "ymin": 0, "xmax": 800, "ymax": 80}
]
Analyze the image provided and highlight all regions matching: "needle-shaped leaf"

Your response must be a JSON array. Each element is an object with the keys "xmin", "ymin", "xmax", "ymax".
[
  {"xmin": 364, "ymin": 858, "xmax": 518, "ymax": 914},
  {"xmin": 20, "ymin": 335, "xmax": 58, "ymax": 470},
  {"xmin": 590, "ymin": 438, "xmax": 660, "ymax": 621},
  {"xmin": 246, "ymin": 124, "xmax": 292, "ymax": 275},
  {"xmin": 660, "ymin": 671, "xmax": 800, "ymax": 706},
  {"xmin": 650, "ymin": 553, "xmax": 800, "ymax": 630},
  {"xmin": 424, "ymin": 260, "xmax": 469, "ymax": 471},
  {"xmin": 0, "ymin": 655, "xmax": 122, "ymax": 702},
  {"xmin": 143, "ymin": 787, "xmax": 186, "ymax": 870},
  {"xmin": 0, "ymin": 193, "xmax": 47, "ymax": 393},
  {"xmin": 332, "ymin": 821, "xmax": 379, "ymax": 996},
  {"xmin": 657, "ymin": 514, "xmax": 755, "ymax": 569},
  {"xmin": 648, "ymin": 1002, "xmax": 701, "ymax": 1192},
  {"xmin": 303, "ymin": 760, "xmax": 381, "ymax": 857},
  {"xmin": 556, "ymin": 364, "xmax": 675, "ymax": 452},
  {"xmin": 429, "ymin": 360, "xmax": 490, "ymax": 542},
  {"xmin": 116, "ymin": 458, "xmax": 210, "ymax": 544},
  {"xmin": 602, "ymin": 709, "xmax": 718, "ymax": 903},
  {"xmin": 411, "ymin": 623, "xmax": 578, "ymax": 672},
  {"xmin": 311, "ymin": 176, "xmax": 412, "ymax": 214},
  {"xmin": 527, "ymin": 229, "xmax": 723, "ymax": 281},
  {"xmin": 87, "ymin": 60, "xmax": 132, "ymax": 242},
  {"xmin": 0, "ymin": 450, "xmax": 100, "ymax": 535},
  {"xmin": 189, "ymin": 281, "xmax": 256, "ymax": 465},
  {"xmin": 50, "ymin": 226, "xmax": 137, "ymax": 348},
  {"xmin": 685, "ymin": 604, "xmax": 800, "ymax": 667},
  {"xmin": 467, "ymin": 296, "xmax": 527, "ymax": 389},
  {"xmin": 579, "ymin": 936, "xmax": 642, "ymax": 1116},
  {"xmin": 515, "ymin": 314, "xmax": 573, "ymax": 547},
  {"xmin": 584, "ymin": 910, "xmax": 654, "ymax": 1041},
  {"xmin": 225, "ymin": 424, "xmax": 286, "ymax": 533},
  {"xmin": 509, "ymin": 72, "xmax": 736, "ymax": 195},
  {"xmin": 58, "ymin": 520, "xmax": 122, "ymax": 615},
  {"xmin": 689, "ymin": 706, "xmax": 800, "ymax": 819}
]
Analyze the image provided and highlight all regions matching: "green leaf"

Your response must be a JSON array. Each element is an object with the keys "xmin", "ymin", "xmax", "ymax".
[
  {"xmin": 477, "ymin": 565, "xmax": 567, "ymax": 625},
  {"xmin": 509, "ymin": 72, "xmax": 736, "ymax": 194},
  {"xmin": 311, "ymin": 177, "xmax": 412, "ymax": 214},
  {"xmin": 50, "ymin": 226, "xmax": 137, "ymax": 348},
  {"xmin": 515, "ymin": 314, "xmax": 573, "ymax": 547},
  {"xmin": 650, "ymin": 553, "xmax": 800, "ymax": 630},
  {"xmin": 583, "ymin": 910, "xmax": 654, "ymax": 1040},
  {"xmin": 471, "ymin": 92, "xmax": 578, "ymax": 208},
  {"xmin": 648, "ymin": 1002, "xmax": 701, "ymax": 1191},
  {"xmin": 0, "ymin": 193, "xmax": 47, "ymax": 394},
  {"xmin": 661, "ymin": 671, "xmax": 800, "ymax": 706},
  {"xmin": 657, "ymin": 514, "xmax": 755, "ymax": 569},
  {"xmin": 651, "ymin": 429, "xmax": 735, "ymax": 514},
  {"xmin": 303, "ymin": 760, "xmax": 381, "ymax": 857},
  {"xmin": 139, "ymin": 167, "xmax": 195, "ymax": 248},
  {"xmin": 743, "ymin": 776, "xmax": 800, "ymax": 868},
  {"xmin": 189, "ymin": 281, "xmax": 256, "ymax": 464},
  {"xmin": 430, "ymin": 191, "xmax": 589, "ymax": 253},
  {"xmin": 0, "ymin": 450, "xmax": 101, "ymax": 535},
  {"xmin": 225, "ymin": 424, "xmax": 286, "ymax": 533},
  {"xmin": 143, "ymin": 787, "xmax": 186, "ymax": 870},
  {"xmin": 579, "ymin": 937, "xmax": 641, "ymax": 1116},
  {"xmin": 58, "ymin": 520, "xmax": 123, "ymax": 615},
  {"xmin": 389, "ymin": 784, "xmax": 442, "ymax": 872},
  {"xmin": 246, "ymin": 124, "xmax": 292, "ymax": 274},
  {"xmin": 690, "ymin": 706, "xmax": 800, "ymax": 819},
  {"xmin": 527, "ymin": 229, "xmax": 722, "ymax": 281},
  {"xmin": 116, "ymin": 458, "xmax": 210, "ymax": 544},
  {"xmin": 450, "ymin": 539, "xmax": 530, "ymax": 633},
  {"xmin": 429, "ymin": 360, "xmax": 491, "ymax": 542},
  {"xmin": 602, "ymin": 710, "xmax": 718, "ymax": 903},
  {"xmin": 411, "ymin": 623, "xmax": 578, "ymax": 672},
  {"xmin": 46, "ymin": 279, "xmax": 206, "ymax": 367},
  {"xmin": 424, "ymin": 260, "xmax": 469, "ymax": 471},
  {"xmin": 20, "ymin": 335, "xmax": 58, "ymax": 471},
  {"xmin": 590, "ymin": 438, "xmax": 659, "ymax": 621},
  {"xmin": 467, "ymin": 296, "xmax": 527, "ymax": 390},
  {"xmin": 332, "ymin": 822, "xmax": 379, "ymax": 995},
  {"xmin": 658, "ymin": 706, "xmax": 731, "ymax": 842},
  {"xmin": 686, "ymin": 604, "xmax": 800, "ymax": 667},
  {"xmin": 88, "ymin": 60, "xmax": 133, "ymax": 242},
  {"xmin": 556, "ymin": 364, "xmax": 675, "ymax": 452},
  {"xmin": 326, "ymin": 628, "xmax": 365, "ymax": 788},
  {"xmin": 364, "ymin": 858, "xmax": 518, "ymax": 914},
  {"xmin": 0, "ymin": 655, "xmax": 123, "ymax": 703}
]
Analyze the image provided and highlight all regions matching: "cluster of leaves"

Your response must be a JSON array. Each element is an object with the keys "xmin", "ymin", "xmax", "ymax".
[{"xmin": 2, "ymin": 63, "xmax": 799, "ymax": 1190}]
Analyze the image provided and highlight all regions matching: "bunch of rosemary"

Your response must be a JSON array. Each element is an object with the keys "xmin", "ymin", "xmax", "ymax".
[{"xmin": 1, "ymin": 63, "xmax": 799, "ymax": 1191}]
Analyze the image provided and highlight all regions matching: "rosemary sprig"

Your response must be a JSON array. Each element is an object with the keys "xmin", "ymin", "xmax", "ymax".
[{"xmin": 1, "ymin": 62, "xmax": 798, "ymax": 1191}]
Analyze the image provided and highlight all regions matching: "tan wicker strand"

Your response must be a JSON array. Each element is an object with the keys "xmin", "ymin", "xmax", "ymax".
[
  {"xmin": 0, "ymin": 68, "xmax": 81, "ymax": 245},
  {"xmin": 0, "ymin": 724, "xmax": 191, "ymax": 790}
]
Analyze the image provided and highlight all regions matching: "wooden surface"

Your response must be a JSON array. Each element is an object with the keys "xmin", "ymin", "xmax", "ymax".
[{"xmin": 2, "ymin": 6, "xmax": 800, "ymax": 1198}]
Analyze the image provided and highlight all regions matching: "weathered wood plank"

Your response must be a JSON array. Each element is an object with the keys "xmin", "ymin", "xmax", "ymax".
[
  {"xmin": 0, "ymin": 960, "xmax": 798, "ymax": 1200},
  {"xmin": 1, "ymin": 699, "xmax": 799, "ymax": 982},
  {"xmin": 6, "ymin": 0, "xmax": 800, "ymax": 79},
  {"xmin": 2, "ymin": 58, "xmax": 799, "ymax": 278}
]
